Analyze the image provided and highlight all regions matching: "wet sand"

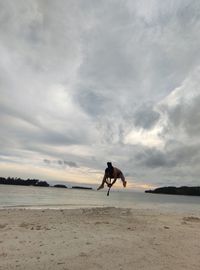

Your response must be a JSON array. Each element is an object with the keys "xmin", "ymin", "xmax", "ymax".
[{"xmin": 0, "ymin": 207, "xmax": 200, "ymax": 270}]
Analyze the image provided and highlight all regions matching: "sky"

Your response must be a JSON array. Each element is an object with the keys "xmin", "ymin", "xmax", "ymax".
[{"xmin": 1, "ymin": 0, "xmax": 200, "ymax": 190}]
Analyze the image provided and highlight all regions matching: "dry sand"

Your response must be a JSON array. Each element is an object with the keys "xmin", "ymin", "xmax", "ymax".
[{"xmin": 0, "ymin": 207, "xmax": 200, "ymax": 270}]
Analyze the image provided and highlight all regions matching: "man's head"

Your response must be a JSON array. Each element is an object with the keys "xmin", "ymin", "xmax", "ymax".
[
  {"xmin": 106, "ymin": 162, "xmax": 114, "ymax": 176},
  {"xmin": 107, "ymin": 162, "xmax": 112, "ymax": 168}
]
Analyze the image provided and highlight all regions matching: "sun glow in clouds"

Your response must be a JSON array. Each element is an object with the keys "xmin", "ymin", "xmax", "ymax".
[{"xmin": 124, "ymin": 126, "xmax": 164, "ymax": 148}]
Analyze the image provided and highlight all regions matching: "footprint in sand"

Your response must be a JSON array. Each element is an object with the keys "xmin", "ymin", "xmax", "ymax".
[
  {"xmin": 79, "ymin": 252, "xmax": 88, "ymax": 257},
  {"xmin": 19, "ymin": 222, "xmax": 31, "ymax": 229},
  {"xmin": 127, "ymin": 227, "xmax": 135, "ymax": 231},
  {"xmin": 0, "ymin": 224, "xmax": 8, "ymax": 229},
  {"xmin": 95, "ymin": 221, "xmax": 110, "ymax": 225},
  {"xmin": 0, "ymin": 252, "xmax": 7, "ymax": 257},
  {"xmin": 183, "ymin": 216, "xmax": 200, "ymax": 223},
  {"xmin": 164, "ymin": 226, "xmax": 170, "ymax": 229}
]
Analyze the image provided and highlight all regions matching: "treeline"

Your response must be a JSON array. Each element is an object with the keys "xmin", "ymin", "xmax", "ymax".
[
  {"xmin": 145, "ymin": 186, "xmax": 200, "ymax": 196},
  {"xmin": 0, "ymin": 177, "xmax": 49, "ymax": 187},
  {"xmin": 72, "ymin": 186, "xmax": 92, "ymax": 190}
]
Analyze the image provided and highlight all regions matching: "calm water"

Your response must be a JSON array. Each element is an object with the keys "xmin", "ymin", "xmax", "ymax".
[{"xmin": 0, "ymin": 185, "xmax": 200, "ymax": 214}]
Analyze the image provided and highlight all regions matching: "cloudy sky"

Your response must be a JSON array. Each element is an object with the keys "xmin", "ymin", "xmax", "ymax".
[{"xmin": 1, "ymin": 0, "xmax": 200, "ymax": 190}]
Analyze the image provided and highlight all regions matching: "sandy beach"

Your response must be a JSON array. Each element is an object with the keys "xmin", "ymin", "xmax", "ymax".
[{"xmin": 0, "ymin": 207, "xmax": 200, "ymax": 270}]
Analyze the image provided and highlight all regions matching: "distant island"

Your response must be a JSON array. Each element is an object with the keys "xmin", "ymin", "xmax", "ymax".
[
  {"xmin": 0, "ymin": 177, "xmax": 93, "ymax": 190},
  {"xmin": 145, "ymin": 186, "xmax": 200, "ymax": 196},
  {"xmin": 0, "ymin": 177, "xmax": 50, "ymax": 187},
  {"xmin": 53, "ymin": 184, "xmax": 67, "ymax": 188},
  {"xmin": 72, "ymin": 186, "xmax": 93, "ymax": 190}
]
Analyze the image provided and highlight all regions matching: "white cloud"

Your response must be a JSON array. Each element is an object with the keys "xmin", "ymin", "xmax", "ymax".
[{"xmin": 124, "ymin": 127, "xmax": 164, "ymax": 148}]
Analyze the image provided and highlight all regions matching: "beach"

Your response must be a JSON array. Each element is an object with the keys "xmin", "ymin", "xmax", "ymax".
[{"xmin": 0, "ymin": 207, "xmax": 200, "ymax": 270}]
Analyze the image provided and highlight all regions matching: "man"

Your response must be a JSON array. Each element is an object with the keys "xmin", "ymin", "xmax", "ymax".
[{"xmin": 97, "ymin": 162, "xmax": 127, "ymax": 190}]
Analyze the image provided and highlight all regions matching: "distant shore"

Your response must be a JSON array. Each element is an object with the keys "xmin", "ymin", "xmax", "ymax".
[
  {"xmin": 145, "ymin": 186, "xmax": 200, "ymax": 196},
  {"xmin": 0, "ymin": 177, "xmax": 93, "ymax": 190},
  {"xmin": 0, "ymin": 207, "xmax": 200, "ymax": 270}
]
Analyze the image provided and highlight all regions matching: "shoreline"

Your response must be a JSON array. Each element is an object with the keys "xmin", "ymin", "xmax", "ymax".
[
  {"xmin": 1, "ymin": 204, "xmax": 200, "ymax": 216},
  {"xmin": 0, "ymin": 207, "xmax": 200, "ymax": 270}
]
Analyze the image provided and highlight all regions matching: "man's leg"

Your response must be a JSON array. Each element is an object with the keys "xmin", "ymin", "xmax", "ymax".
[{"xmin": 120, "ymin": 173, "xmax": 127, "ymax": 187}]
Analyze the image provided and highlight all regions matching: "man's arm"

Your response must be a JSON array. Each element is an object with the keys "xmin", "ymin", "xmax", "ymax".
[
  {"xmin": 111, "ymin": 178, "xmax": 117, "ymax": 186},
  {"xmin": 105, "ymin": 177, "xmax": 111, "ymax": 187},
  {"xmin": 97, "ymin": 173, "xmax": 107, "ymax": 190}
]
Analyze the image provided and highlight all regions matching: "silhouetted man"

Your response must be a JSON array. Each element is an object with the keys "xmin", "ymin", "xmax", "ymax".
[{"xmin": 97, "ymin": 162, "xmax": 127, "ymax": 190}]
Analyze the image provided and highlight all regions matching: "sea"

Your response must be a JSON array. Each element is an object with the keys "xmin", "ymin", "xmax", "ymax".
[{"xmin": 0, "ymin": 185, "xmax": 200, "ymax": 214}]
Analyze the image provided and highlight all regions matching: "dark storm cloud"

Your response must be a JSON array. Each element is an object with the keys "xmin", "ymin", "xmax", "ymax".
[
  {"xmin": 76, "ymin": 0, "xmax": 200, "ymax": 108},
  {"xmin": 135, "ymin": 148, "xmax": 177, "ymax": 168},
  {"xmin": 134, "ymin": 141, "xmax": 200, "ymax": 175},
  {"xmin": 44, "ymin": 159, "xmax": 78, "ymax": 168},
  {"xmin": 163, "ymin": 94, "xmax": 200, "ymax": 138},
  {"xmin": 76, "ymin": 90, "xmax": 107, "ymax": 116},
  {"xmin": 63, "ymin": 161, "xmax": 78, "ymax": 168},
  {"xmin": 0, "ymin": 111, "xmax": 88, "ymax": 148},
  {"xmin": 43, "ymin": 159, "xmax": 51, "ymax": 164},
  {"xmin": 134, "ymin": 103, "xmax": 160, "ymax": 130}
]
